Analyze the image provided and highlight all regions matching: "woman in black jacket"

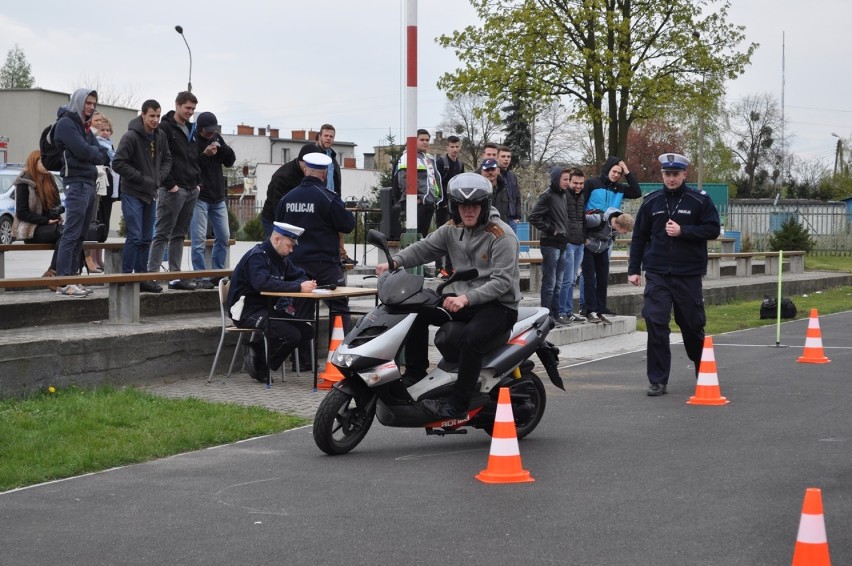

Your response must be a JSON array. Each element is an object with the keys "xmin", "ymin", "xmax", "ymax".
[{"xmin": 12, "ymin": 150, "xmax": 64, "ymax": 282}]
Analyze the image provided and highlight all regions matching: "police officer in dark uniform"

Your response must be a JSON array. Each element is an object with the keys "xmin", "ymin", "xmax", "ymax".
[
  {"xmin": 628, "ymin": 153, "xmax": 721, "ymax": 396},
  {"xmin": 275, "ymin": 153, "xmax": 356, "ymax": 330},
  {"xmin": 227, "ymin": 222, "xmax": 317, "ymax": 383}
]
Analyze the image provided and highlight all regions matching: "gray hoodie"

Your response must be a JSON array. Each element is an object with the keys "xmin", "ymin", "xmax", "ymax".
[{"xmin": 392, "ymin": 209, "xmax": 520, "ymax": 309}]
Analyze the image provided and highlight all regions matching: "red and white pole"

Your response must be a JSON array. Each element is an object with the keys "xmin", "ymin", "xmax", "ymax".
[{"xmin": 404, "ymin": 0, "xmax": 418, "ymax": 232}]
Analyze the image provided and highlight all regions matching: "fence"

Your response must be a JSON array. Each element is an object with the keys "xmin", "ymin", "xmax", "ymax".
[{"xmin": 227, "ymin": 195, "xmax": 260, "ymax": 229}]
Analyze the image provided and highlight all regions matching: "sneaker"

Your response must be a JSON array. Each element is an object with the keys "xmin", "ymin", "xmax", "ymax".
[
  {"xmin": 168, "ymin": 279, "xmax": 197, "ymax": 291},
  {"xmin": 555, "ymin": 315, "xmax": 571, "ymax": 326},
  {"xmin": 140, "ymin": 281, "xmax": 163, "ymax": 293},
  {"xmin": 567, "ymin": 313, "xmax": 586, "ymax": 323},
  {"xmin": 56, "ymin": 284, "xmax": 90, "ymax": 298},
  {"xmin": 195, "ymin": 279, "xmax": 215, "ymax": 290},
  {"xmin": 341, "ymin": 255, "xmax": 358, "ymax": 266},
  {"xmin": 586, "ymin": 312, "xmax": 602, "ymax": 323},
  {"xmin": 598, "ymin": 313, "xmax": 613, "ymax": 325},
  {"xmin": 647, "ymin": 383, "xmax": 667, "ymax": 396},
  {"xmin": 77, "ymin": 285, "xmax": 94, "ymax": 296}
]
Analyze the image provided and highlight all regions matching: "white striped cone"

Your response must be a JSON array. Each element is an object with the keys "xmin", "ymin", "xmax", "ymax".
[
  {"xmin": 687, "ymin": 336, "xmax": 729, "ymax": 406},
  {"xmin": 318, "ymin": 315, "xmax": 346, "ymax": 389},
  {"xmin": 797, "ymin": 309, "xmax": 831, "ymax": 364},
  {"xmin": 476, "ymin": 387, "xmax": 534, "ymax": 484},
  {"xmin": 792, "ymin": 487, "xmax": 831, "ymax": 565}
]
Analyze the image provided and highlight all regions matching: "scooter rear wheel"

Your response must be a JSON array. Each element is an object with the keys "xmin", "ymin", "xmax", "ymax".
[
  {"xmin": 484, "ymin": 371, "xmax": 546, "ymax": 440},
  {"xmin": 313, "ymin": 388, "xmax": 376, "ymax": 455}
]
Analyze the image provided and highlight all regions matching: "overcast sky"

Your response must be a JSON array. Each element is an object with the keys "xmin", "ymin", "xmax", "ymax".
[{"xmin": 2, "ymin": 0, "xmax": 851, "ymax": 168}]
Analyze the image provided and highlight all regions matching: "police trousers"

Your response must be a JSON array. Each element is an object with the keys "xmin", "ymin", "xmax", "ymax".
[{"xmin": 641, "ymin": 272, "xmax": 706, "ymax": 385}]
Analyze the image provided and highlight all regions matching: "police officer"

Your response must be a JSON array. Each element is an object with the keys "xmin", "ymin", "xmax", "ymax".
[
  {"xmin": 275, "ymin": 153, "xmax": 356, "ymax": 331},
  {"xmin": 227, "ymin": 222, "xmax": 317, "ymax": 383},
  {"xmin": 627, "ymin": 153, "xmax": 721, "ymax": 396}
]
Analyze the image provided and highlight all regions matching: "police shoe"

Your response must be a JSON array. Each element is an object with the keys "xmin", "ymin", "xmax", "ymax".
[{"xmin": 647, "ymin": 383, "xmax": 667, "ymax": 396}]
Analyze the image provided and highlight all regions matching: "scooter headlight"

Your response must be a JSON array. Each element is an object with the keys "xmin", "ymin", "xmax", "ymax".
[{"xmin": 332, "ymin": 350, "xmax": 359, "ymax": 368}]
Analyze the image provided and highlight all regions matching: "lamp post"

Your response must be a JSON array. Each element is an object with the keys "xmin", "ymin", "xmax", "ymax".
[
  {"xmin": 692, "ymin": 31, "xmax": 706, "ymax": 192},
  {"xmin": 174, "ymin": 25, "xmax": 192, "ymax": 92},
  {"xmin": 831, "ymin": 132, "xmax": 843, "ymax": 176}
]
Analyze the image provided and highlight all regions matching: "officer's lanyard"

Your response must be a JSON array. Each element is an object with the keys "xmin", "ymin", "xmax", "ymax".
[{"xmin": 665, "ymin": 192, "xmax": 685, "ymax": 220}]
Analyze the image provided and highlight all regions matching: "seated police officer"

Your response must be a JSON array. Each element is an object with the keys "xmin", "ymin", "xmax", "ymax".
[
  {"xmin": 375, "ymin": 173, "xmax": 521, "ymax": 419},
  {"xmin": 227, "ymin": 222, "xmax": 317, "ymax": 382}
]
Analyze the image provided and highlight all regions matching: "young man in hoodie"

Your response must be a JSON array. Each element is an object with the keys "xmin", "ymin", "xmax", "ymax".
[
  {"xmin": 190, "ymin": 111, "xmax": 236, "ymax": 289},
  {"xmin": 52, "ymin": 88, "xmax": 110, "ymax": 297},
  {"xmin": 557, "ymin": 168, "xmax": 588, "ymax": 325},
  {"xmin": 112, "ymin": 99, "xmax": 172, "ymax": 293},
  {"xmin": 581, "ymin": 156, "xmax": 641, "ymax": 315},
  {"xmin": 528, "ymin": 166, "xmax": 572, "ymax": 321},
  {"xmin": 147, "ymin": 91, "xmax": 201, "ymax": 290}
]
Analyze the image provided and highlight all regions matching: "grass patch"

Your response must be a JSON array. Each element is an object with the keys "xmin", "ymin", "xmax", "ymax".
[
  {"xmin": 636, "ymin": 285, "xmax": 852, "ymax": 335},
  {"xmin": 0, "ymin": 386, "xmax": 307, "ymax": 492}
]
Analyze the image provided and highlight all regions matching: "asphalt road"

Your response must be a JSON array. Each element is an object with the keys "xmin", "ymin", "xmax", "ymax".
[{"xmin": 1, "ymin": 312, "xmax": 850, "ymax": 565}]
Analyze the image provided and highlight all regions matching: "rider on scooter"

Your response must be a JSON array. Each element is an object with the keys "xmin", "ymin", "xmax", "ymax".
[{"xmin": 375, "ymin": 172, "xmax": 521, "ymax": 419}]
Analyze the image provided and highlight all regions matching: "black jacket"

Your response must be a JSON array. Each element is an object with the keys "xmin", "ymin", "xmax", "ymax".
[
  {"xmin": 112, "ymin": 116, "xmax": 172, "ymax": 205},
  {"xmin": 628, "ymin": 184, "xmax": 721, "ymax": 277},
  {"xmin": 528, "ymin": 167, "xmax": 572, "ymax": 249},
  {"xmin": 197, "ymin": 134, "xmax": 236, "ymax": 203},
  {"xmin": 160, "ymin": 110, "xmax": 201, "ymax": 190},
  {"xmin": 491, "ymin": 175, "xmax": 510, "ymax": 223},
  {"xmin": 263, "ymin": 158, "xmax": 305, "ymax": 222}
]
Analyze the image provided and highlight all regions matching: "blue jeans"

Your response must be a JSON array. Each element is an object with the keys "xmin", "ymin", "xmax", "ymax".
[
  {"xmin": 121, "ymin": 194, "xmax": 156, "ymax": 273},
  {"xmin": 148, "ymin": 187, "xmax": 199, "ymax": 273},
  {"xmin": 190, "ymin": 199, "xmax": 230, "ymax": 271},
  {"xmin": 56, "ymin": 180, "xmax": 95, "ymax": 276},
  {"xmin": 558, "ymin": 243, "xmax": 585, "ymax": 316},
  {"xmin": 539, "ymin": 245, "xmax": 566, "ymax": 317}
]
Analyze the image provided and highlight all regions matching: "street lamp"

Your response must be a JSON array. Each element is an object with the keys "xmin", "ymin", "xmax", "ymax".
[
  {"xmin": 693, "ymin": 31, "xmax": 706, "ymax": 192},
  {"xmin": 174, "ymin": 25, "xmax": 192, "ymax": 92},
  {"xmin": 831, "ymin": 132, "xmax": 843, "ymax": 176}
]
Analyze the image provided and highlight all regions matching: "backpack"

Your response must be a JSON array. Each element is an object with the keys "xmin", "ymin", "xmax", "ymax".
[
  {"xmin": 760, "ymin": 295, "xmax": 797, "ymax": 319},
  {"xmin": 39, "ymin": 122, "xmax": 63, "ymax": 171}
]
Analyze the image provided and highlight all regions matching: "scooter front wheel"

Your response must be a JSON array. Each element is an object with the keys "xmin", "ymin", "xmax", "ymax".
[{"xmin": 313, "ymin": 388, "xmax": 376, "ymax": 455}]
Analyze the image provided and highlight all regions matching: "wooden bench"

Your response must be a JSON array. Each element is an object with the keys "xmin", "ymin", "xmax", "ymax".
[
  {"xmin": 0, "ymin": 239, "xmax": 235, "ymax": 280},
  {"xmin": 0, "ymin": 269, "xmax": 232, "ymax": 324},
  {"xmin": 705, "ymin": 251, "xmax": 805, "ymax": 279}
]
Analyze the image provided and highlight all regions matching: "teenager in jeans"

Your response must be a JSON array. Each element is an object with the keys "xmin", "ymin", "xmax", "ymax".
[{"xmin": 557, "ymin": 168, "xmax": 587, "ymax": 325}]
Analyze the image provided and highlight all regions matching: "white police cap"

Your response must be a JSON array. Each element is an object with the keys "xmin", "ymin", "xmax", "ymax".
[
  {"xmin": 272, "ymin": 222, "xmax": 304, "ymax": 242},
  {"xmin": 303, "ymin": 152, "xmax": 333, "ymax": 169},
  {"xmin": 658, "ymin": 153, "xmax": 690, "ymax": 170}
]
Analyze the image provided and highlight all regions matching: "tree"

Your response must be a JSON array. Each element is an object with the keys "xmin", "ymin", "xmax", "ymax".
[
  {"xmin": 726, "ymin": 93, "xmax": 787, "ymax": 198},
  {"xmin": 502, "ymin": 95, "xmax": 532, "ymax": 165},
  {"xmin": 623, "ymin": 120, "xmax": 688, "ymax": 182},
  {"xmin": 437, "ymin": 93, "xmax": 502, "ymax": 169},
  {"xmin": 0, "ymin": 44, "xmax": 35, "ymax": 89},
  {"xmin": 769, "ymin": 217, "xmax": 814, "ymax": 253},
  {"xmin": 75, "ymin": 73, "xmax": 140, "ymax": 108},
  {"xmin": 437, "ymin": 0, "xmax": 756, "ymax": 168}
]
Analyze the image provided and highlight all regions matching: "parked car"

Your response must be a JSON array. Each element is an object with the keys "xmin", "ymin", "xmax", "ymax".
[{"xmin": 0, "ymin": 163, "xmax": 64, "ymax": 244}]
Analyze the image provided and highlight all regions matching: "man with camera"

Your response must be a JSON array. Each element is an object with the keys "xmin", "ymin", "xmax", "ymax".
[
  {"xmin": 190, "ymin": 112, "xmax": 236, "ymax": 289},
  {"xmin": 113, "ymin": 99, "xmax": 173, "ymax": 292}
]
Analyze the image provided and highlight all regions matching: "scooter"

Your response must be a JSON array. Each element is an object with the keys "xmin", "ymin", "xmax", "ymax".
[{"xmin": 312, "ymin": 230, "xmax": 565, "ymax": 455}]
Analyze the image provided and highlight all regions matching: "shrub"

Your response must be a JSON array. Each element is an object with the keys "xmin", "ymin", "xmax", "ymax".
[
  {"xmin": 227, "ymin": 208, "xmax": 240, "ymax": 237},
  {"xmin": 240, "ymin": 214, "xmax": 264, "ymax": 242},
  {"xmin": 768, "ymin": 217, "xmax": 814, "ymax": 253}
]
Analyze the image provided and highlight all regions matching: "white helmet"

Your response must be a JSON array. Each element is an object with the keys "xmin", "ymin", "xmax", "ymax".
[{"xmin": 447, "ymin": 172, "xmax": 493, "ymax": 226}]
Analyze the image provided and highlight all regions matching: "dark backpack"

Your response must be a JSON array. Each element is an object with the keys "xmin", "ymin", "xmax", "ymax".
[
  {"xmin": 39, "ymin": 122, "xmax": 63, "ymax": 171},
  {"xmin": 760, "ymin": 295, "xmax": 798, "ymax": 319}
]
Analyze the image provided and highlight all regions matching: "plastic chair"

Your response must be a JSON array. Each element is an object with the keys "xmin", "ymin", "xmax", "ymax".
[{"xmin": 207, "ymin": 277, "xmax": 284, "ymax": 386}]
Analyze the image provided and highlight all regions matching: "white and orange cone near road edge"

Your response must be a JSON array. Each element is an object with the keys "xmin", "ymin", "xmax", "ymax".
[
  {"xmin": 792, "ymin": 487, "xmax": 831, "ymax": 566},
  {"xmin": 797, "ymin": 309, "xmax": 831, "ymax": 364},
  {"xmin": 476, "ymin": 387, "xmax": 534, "ymax": 484},
  {"xmin": 317, "ymin": 315, "xmax": 345, "ymax": 390},
  {"xmin": 687, "ymin": 336, "xmax": 729, "ymax": 406}
]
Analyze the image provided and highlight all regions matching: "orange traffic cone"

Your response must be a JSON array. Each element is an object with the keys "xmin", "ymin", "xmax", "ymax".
[
  {"xmin": 317, "ymin": 315, "xmax": 346, "ymax": 389},
  {"xmin": 476, "ymin": 387, "xmax": 534, "ymax": 484},
  {"xmin": 792, "ymin": 487, "xmax": 831, "ymax": 565},
  {"xmin": 797, "ymin": 309, "xmax": 831, "ymax": 364},
  {"xmin": 687, "ymin": 336, "xmax": 729, "ymax": 406}
]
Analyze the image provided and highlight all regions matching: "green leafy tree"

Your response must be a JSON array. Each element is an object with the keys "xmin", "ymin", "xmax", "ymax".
[
  {"xmin": 437, "ymin": 0, "xmax": 756, "ymax": 168},
  {"xmin": 0, "ymin": 44, "xmax": 35, "ymax": 89},
  {"xmin": 768, "ymin": 217, "xmax": 814, "ymax": 253}
]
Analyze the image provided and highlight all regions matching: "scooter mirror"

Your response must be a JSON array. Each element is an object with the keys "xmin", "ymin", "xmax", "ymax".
[{"xmin": 367, "ymin": 229, "xmax": 393, "ymax": 266}]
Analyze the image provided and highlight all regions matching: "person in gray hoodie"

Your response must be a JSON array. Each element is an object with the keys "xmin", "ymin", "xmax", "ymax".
[
  {"xmin": 582, "ymin": 207, "xmax": 634, "ymax": 323},
  {"xmin": 52, "ymin": 88, "xmax": 110, "ymax": 296},
  {"xmin": 112, "ymin": 100, "xmax": 172, "ymax": 292},
  {"xmin": 375, "ymin": 172, "xmax": 520, "ymax": 419}
]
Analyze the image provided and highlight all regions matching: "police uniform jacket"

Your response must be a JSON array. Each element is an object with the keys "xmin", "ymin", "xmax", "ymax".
[
  {"xmin": 275, "ymin": 175, "xmax": 356, "ymax": 264},
  {"xmin": 628, "ymin": 184, "xmax": 721, "ymax": 277},
  {"xmin": 227, "ymin": 239, "xmax": 308, "ymax": 323}
]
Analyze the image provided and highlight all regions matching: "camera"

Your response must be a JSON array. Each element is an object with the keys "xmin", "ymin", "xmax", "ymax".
[{"xmin": 46, "ymin": 205, "xmax": 65, "ymax": 220}]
